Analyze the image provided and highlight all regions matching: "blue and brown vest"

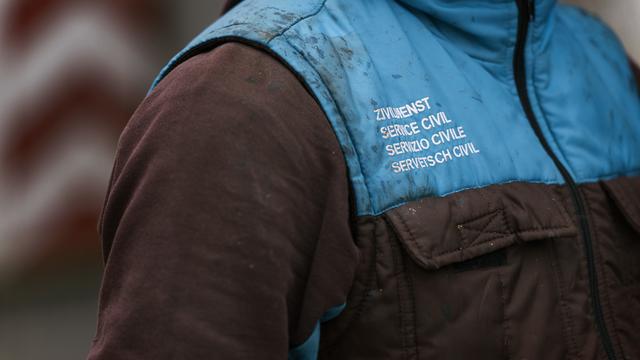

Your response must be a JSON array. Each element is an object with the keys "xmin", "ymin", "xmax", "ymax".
[{"xmin": 152, "ymin": 0, "xmax": 640, "ymax": 359}]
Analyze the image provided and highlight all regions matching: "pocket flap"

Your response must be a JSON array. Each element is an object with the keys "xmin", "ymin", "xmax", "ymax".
[
  {"xmin": 602, "ymin": 176, "xmax": 640, "ymax": 233},
  {"xmin": 385, "ymin": 184, "xmax": 577, "ymax": 270}
]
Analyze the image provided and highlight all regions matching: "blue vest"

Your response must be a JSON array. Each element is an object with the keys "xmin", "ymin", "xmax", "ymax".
[{"xmin": 151, "ymin": 0, "xmax": 640, "ymax": 358}]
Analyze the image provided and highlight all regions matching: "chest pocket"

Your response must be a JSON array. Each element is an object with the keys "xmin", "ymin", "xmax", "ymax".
[
  {"xmin": 385, "ymin": 183, "xmax": 577, "ymax": 271},
  {"xmin": 384, "ymin": 183, "xmax": 578, "ymax": 359}
]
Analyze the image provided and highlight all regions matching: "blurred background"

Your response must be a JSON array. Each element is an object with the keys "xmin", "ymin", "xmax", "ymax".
[{"xmin": 0, "ymin": 0, "xmax": 637, "ymax": 359}]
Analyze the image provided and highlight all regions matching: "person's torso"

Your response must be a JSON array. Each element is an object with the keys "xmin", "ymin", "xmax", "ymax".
[{"xmin": 152, "ymin": 1, "xmax": 640, "ymax": 359}]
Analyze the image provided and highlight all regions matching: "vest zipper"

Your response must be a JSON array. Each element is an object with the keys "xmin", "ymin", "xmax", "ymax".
[{"xmin": 512, "ymin": 1, "xmax": 617, "ymax": 359}]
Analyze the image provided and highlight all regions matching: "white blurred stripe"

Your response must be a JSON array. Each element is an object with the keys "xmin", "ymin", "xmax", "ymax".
[
  {"xmin": 0, "ymin": 4, "xmax": 153, "ymax": 140},
  {"xmin": 0, "ymin": 113, "xmax": 116, "ymax": 281},
  {"xmin": 0, "ymin": 3, "xmax": 152, "ymax": 278}
]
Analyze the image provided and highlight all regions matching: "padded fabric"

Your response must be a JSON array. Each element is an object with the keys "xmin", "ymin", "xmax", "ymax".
[{"xmin": 152, "ymin": 0, "xmax": 640, "ymax": 216}]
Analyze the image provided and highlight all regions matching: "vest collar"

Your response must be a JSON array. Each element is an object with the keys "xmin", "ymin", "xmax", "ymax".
[{"xmin": 396, "ymin": 0, "xmax": 557, "ymax": 65}]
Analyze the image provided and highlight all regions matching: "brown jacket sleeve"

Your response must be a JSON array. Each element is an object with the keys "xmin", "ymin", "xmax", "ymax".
[
  {"xmin": 88, "ymin": 42, "xmax": 358, "ymax": 359},
  {"xmin": 631, "ymin": 56, "xmax": 640, "ymax": 91}
]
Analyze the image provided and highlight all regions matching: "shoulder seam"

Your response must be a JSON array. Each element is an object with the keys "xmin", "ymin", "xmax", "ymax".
[
  {"xmin": 277, "ymin": 28, "xmax": 375, "ymax": 214},
  {"xmin": 267, "ymin": 0, "xmax": 328, "ymax": 45}
]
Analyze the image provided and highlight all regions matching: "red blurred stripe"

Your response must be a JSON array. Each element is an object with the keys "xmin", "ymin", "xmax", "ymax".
[
  {"xmin": 16, "ymin": 203, "xmax": 103, "ymax": 282},
  {"xmin": 0, "ymin": 0, "xmax": 171, "ymax": 277},
  {"xmin": 4, "ymin": 73, "xmax": 132, "ymax": 177},
  {"xmin": 4, "ymin": 0, "xmax": 163, "ymax": 48}
]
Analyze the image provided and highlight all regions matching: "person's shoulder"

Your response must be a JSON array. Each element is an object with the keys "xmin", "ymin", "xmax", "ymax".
[
  {"xmin": 140, "ymin": 41, "xmax": 330, "ymax": 139},
  {"xmin": 555, "ymin": 4, "xmax": 619, "ymax": 41},
  {"xmin": 146, "ymin": 42, "xmax": 293, "ymax": 111},
  {"xmin": 117, "ymin": 41, "xmax": 343, "ymax": 178}
]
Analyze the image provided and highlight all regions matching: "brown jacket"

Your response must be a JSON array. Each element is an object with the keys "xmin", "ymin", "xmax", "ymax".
[{"xmin": 88, "ymin": 7, "xmax": 640, "ymax": 360}]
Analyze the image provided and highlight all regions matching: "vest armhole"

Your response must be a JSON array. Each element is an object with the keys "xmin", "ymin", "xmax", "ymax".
[{"xmin": 629, "ymin": 56, "xmax": 640, "ymax": 94}]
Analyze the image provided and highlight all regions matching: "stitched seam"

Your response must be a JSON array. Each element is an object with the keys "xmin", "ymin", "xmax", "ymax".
[
  {"xmin": 516, "ymin": 226, "xmax": 572, "ymax": 234},
  {"xmin": 375, "ymin": 179, "xmax": 567, "ymax": 216},
  {"xmin": 371, "ymin": 174, "xmax": 640, "ymax": 216},
  {"xmin": 403, "ymin": 254, "xmax": 419, "ymax": 360},
  {"xmin": 465, "ymin": 230, "xmax": 512, "ymax": 237},
  {"xmin": 457, "ymin": 231, "xmax": 509, "ymax": 255},
  {"xmin": 430, "ymin": 225, "xmax": 572, "ymax": 260},
  {"xmin": 586, "ymin": 167, "xmax": 640, "ymax": 182},
  {"xmin": 496, "ymin": 204, "xmax": 513, "ymax": 236},
  {"xmin": 549, "ymin": 238, "xmax": 580, "ymax": 358},
  {"xmin": 396, "ymin": 192, "xmax": 573, "ymax": 262},
  {"xmin": 456, "ymin": 196, "xmax": 509, "ymax": 251},
  {"xmin": 556, "ymin": 13, "xmax": 635, "ymax": 143},
  {"xmin": 463, "ymin": 230, "xmax": 512, "ymax": 239},
  {"xmin": 464, "ymin": 233, "xmax": 506, "ymax": 247},
  {"xmin": 551, "ymin": 186, "xmax": 577, "ymax": 229},
  {"xmin": 458, "ymin": 207, "xmax": 502, "ymax": 225},
  {"xmin": 266, "ymin": 0, "xmax": 327, "ymax": 45},
  {"xmin": 583, "ymin": 193, "xmax": 627, "ymax": 359},
  {"xmin": 390, "ymin": 233, "xmax": 411, "ymax": 360},
  {"xmin": 395, "ymin": 213, "xmax": 427, "ymax": 259},
  {"xmin": 374, "ymin": 223, "xmax": 382, "ymax": 291},
  {"xmin": 529, "ymin": 42, "xmax": 577, "ymax": 181},
  {"xmin": 394, "ymin": 256, "xmax": 407, "ymax": 360},
  {"xmin": 454, "ymin": 206, "xmax": 510, "ymax": 256},
  {"xmin": 430, "ymin": 235, "xmax": 513, "ymax": 258},
  {"xmin": 279, "ymin": 33, "xmax": 375, "ymax": 215},
  {"xmin": 353, "ymin": 221, "xmax": 379, "ymax": 318},
  {"xmin": 204, "ymin": 22, "xmax": 251, "ymax": 35},
  {"xmin": 537, "ymin": 15, "xmax": 640, "ymax": 184},
  {"xmin": 460, "ymin": 229, "xmax": 512, "ymax": 245},
  {"xmin": 497, "ymin": 272, "xmax": 512, "ymax": 360},
  {"xmin": 327, "ymin": 219, "xmax": 379, "ymax": 352},
  {"xmin": 459, "ymin": 210, "xmax": 510, "ymax": 247}
]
